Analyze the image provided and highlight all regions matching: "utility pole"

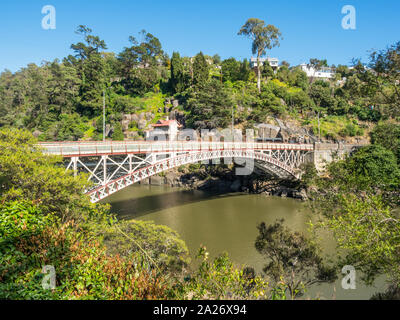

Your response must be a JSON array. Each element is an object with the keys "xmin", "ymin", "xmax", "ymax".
[
  {"xmin": 231, "ymin": 105, "xmax": 235, "ymax": 142},
  {"xmin": 103, "ymin": 89, "xmax": 106, "ymax": 142},
  {"xmin": 317, "ymin": 110, "xmax": 321, "ymax": 142}
]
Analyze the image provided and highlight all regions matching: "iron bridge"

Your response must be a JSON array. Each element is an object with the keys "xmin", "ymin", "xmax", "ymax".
[{"xmin": 39, "ymin": 141, "xmax": 314, "ymax": 203}]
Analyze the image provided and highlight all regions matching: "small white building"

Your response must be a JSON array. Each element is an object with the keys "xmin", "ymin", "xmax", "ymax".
[
  {"xmin": 300, "ymin": 64, "xmax": 334, "ymax": 80},
  {"xmin": 250, "ymin": 57, "xmax": 279, "ymax": 69},
  {"xmin": 145, "ymin": 119, "xmax": 183, "ymax": 141}
]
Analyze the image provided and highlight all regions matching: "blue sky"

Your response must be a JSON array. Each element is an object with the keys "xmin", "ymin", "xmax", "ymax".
[{"xmin": 1, "ymin": 0, "xmax": 399, "ymax": 72}]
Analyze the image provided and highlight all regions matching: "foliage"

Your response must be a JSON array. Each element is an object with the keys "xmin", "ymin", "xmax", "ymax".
[
  {"xmin": 0, "ymin": 128, "xmax": 107, "ymax": 223},
  {"xmin": 170, "ymin": 52, "xmax": 189, "ymax": 94},
  {"xmin": 238, "ymin": 18, "xmax": 282, "ymax": 92},
  {"xmin": 185, "ymin": 79, "xmax": 233, "ymax": 129},
  {"xmin": 100, "ymin": 220, "xmax": 190, "ymax": 273},
  {"xmin": 111, "ymin": 122, "xmax": 124, "ymax": 141},
  {"xmin": 370, "ymin": 122, "xmax": 400, "ymax": 164},
  {"xmin": 319, "ymin": 195, "xmax": 400, "ymax": 286},
  {"xmin": 176, "ymin": 246, "xmax": 289, "ymax": 300},
  {"xmin": 0, "ymin": 201, "xmax": 170, "ymax": 300},
  {"xmin": 192, "ymin": 52, "xmax": 210, "ymax": 88},
  {"xmin": 255, "ymin": 220, "xmax": 336, "ymax": 298}
]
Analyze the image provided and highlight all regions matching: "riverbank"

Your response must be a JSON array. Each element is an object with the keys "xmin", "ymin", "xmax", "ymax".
[
  {"xmin": 138, "ymin": 164, "xmax": 308, "ymax": 201},
  {"xmin": 106, "ymin": 184, "xmax": 388, "ymax": 300}
]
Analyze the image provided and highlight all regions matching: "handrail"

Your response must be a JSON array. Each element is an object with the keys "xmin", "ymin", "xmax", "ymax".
[{"xmin": 38, "ymin": 141, "xmax": 314, "ymax": 157}]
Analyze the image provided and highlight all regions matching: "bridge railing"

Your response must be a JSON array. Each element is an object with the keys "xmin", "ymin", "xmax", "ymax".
[{"xmin": 38, "ymin": 141, "xmax": 314, "ymax": 157}]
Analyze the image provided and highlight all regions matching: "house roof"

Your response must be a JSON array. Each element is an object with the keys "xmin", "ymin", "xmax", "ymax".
[{"xmin": 152, "ymin": 120, "xmax": 183, "ymax": 128}]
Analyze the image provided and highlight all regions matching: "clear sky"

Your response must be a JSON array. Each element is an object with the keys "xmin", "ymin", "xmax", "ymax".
[{"xmin": 1, "ymin": 0, "xmax": 399, "ymax": 72}]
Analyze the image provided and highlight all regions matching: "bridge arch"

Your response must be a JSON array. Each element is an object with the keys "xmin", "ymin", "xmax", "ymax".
[{"xmin": 87, "ymin": 149, "xmax": 301, "ymax": 203}]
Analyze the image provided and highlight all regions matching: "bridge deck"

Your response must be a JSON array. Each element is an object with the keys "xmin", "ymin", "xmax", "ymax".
[{"xmin": 39, "ymin": 141, "xmax": 314, "ymax": 157}]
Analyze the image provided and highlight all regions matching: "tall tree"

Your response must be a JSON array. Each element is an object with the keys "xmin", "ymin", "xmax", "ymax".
[
  {"xmin": 238, "ymin": 18, "xmax": 282, "ymax": 92},
  {"xmin": 66, "ymin": 25, "xmax": 108, "ymax": 115},
  {"xmin": 192, "ymin": 52, "xmax": 209, "ymax": 87},
  {"xmin": 368, "ymin": 42, "xmax": 400, "ymax": 117},
  {"xmin": 117, "ymin": 30, "xmax": 166, "ymax": 95},
  {"xmin": 170, "ymin": 52, "xmax": 187, "ymax": 94}
]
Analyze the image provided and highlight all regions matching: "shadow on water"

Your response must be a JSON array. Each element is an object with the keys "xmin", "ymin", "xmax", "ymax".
[{"xmin": 106, "ymin": 188, "xmax": 243, "ymax": 220}]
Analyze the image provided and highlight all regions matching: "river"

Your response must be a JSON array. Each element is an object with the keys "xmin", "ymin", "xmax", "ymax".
[{"xmin": 104, "ymin": 184, "xmax": 387, "ymax": 300}]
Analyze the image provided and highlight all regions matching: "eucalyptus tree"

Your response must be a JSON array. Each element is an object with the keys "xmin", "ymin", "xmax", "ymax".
[
  {"xmin": 238, "ymin": 18, "xmax": 282, "ymax": 92},
  {"xmin": 66, "ymin": 25, "xmax": 108, "ymax": 115}
]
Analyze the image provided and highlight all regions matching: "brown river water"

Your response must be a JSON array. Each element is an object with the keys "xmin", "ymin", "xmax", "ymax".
[{"xmin": 104, "ymin": 184, "xmax": 387, "ymax": 300}]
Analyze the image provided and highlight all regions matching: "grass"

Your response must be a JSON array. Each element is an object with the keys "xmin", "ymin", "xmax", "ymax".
[{"xmin": 306, "ymin": 115, "xmax": 364, "ymax": 140}]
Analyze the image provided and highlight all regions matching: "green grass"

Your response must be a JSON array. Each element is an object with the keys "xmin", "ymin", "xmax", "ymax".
[{"xmin": 307, "ymin": 115, "xmax": 364, "ymax": 140}]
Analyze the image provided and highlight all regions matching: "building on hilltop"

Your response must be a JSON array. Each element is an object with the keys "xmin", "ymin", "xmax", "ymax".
[
  {"xmin": 299, "ymin": 63, "xmax": 334, "ymax": 80},
  {"xmin": 250, "ymin": 57, "xmax": 279, "ymax": 70}
]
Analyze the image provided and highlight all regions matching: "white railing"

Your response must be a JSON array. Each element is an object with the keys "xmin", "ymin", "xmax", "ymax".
[{"xmin": 38, "ymin": 141, "xmax": 314, "ymax": 157}]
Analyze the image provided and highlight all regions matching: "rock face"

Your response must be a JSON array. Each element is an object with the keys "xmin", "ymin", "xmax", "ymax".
[
  {"xmin": 256, "ymin": 124, "xmax": 280, "ymax": 140},
  {"xmin": 150, "ymin": 176, "xmax": 163, "ymax": 186},
  {"xmin": 121, "ymin": 120, "xmax": 130, "ymax": 131},
  {"xmin": 138, "ymin": 119, "xmax": 147, "ymax": 130},
  {"xmin": 136, "ymin": 165, "xmax": 308, "ymax": 201}
]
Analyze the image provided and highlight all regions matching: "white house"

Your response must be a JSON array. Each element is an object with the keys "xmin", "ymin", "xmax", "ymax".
[
  {"xmin": 250, "ymin": 57, "xmax": 279, "ymax": 70},
  {"xmin": 300, "ymin": 63, "xmax": 334, "ymax": 80},
  {"xmin": 145, "ymin": 119, "xmax": 183, "ymax": 141}
]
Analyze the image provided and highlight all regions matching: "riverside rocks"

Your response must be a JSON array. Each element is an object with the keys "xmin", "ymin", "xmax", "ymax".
[{"xmin": 141, "ymin": 167, "xmax": 308, "ymax": 201}]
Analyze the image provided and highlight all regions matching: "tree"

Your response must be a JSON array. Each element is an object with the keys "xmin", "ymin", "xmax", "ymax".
[
  {"xmin": 67, "ymin": 25, "xmax": 108, "ymax": 116},
  {"xmin": 255, "ymin": 220, "xmax": 336, "ymax": 298},
  {"xmin": 170, "ymin": 52, "xmax": 188, "ymax": 94},
  {"xmin": 0, "ymin": 128, "xmax": 104, "ymax": 223},
  {"xmin": 221, "ymin": 58, "xmax": 241, "ymax": 82},
  {"xmin": 111, "ymin": 122, "xmax": 124, "ymax": 141},
  {"xmin": 321, "ymin": 195, "xmax": 400, "ymax": 286},
  {"xmin": 238, "ymin": 18, "xmax": 282, "ymax": 92},
  {"xmin": 212, "ymin": 54, "xmax": 222, "ymax": 65},
  {"xmin": 370, "ymin": 122, "xmax": 400, "ymax": 164},
  {"xmin": 117, "ymin": 30, "xmax": 166, "ymax": 95},
  {"xmin": 100, "ymin": 219, "xmax": 190, "ymax": 273},
  {"xmin": 185, "ymin": 79, "xmax": 233, "ymax": 129},
  {"xmin": 192, "ymin": 52, "xmax": 209, "ymax": 87},
  {"xmin": 343, "ymin": 145, "xmax": 400, "ymax": 191},
  {"xmin": 368, "ymin": 42, "xmax": 400, "ymax": 117}
]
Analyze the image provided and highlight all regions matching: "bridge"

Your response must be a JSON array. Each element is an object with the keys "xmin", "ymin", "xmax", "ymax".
[{"xmin": 40, "ymin": 140, "xmax": 318, "ymax": 203}]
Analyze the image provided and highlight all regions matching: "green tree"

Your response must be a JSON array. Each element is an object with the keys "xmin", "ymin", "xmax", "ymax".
[
  {"xmin": 221, "ymin": 58, "xmax": 241, "ymax": 82},
  {"xmin": 117, "ymin": 30, "xmax": 166, "ymax": 96},
  {"xmin": 0, "ymin": 128, "xmax": 104, "ymax": 222},
  {"xmin": 170, "ymin": 52, "xmax": 188, "ymax": 94},
  {"xmin": 185, "ymin": 79, "xmax": 233, "ymax": 129},
  {"xmin": 255, "ymin": 220, "xmax": 336, "ymax": 298},
  {"xmin": 238, "ymin": 18, "xmax": 282, "ymax": 92},
  {"xmin": 368, "ymin": 42, "xmax": 400, "ymax": 117},
  {"xmin": 320, "ymin": 195, "xmax": 400, "ymax": 286},
  {"xmin": 343, "ymin": 145, "xmax": 400, "ymax": 191},
  {"xmin": 66, "ymin": 25, "xmax": 108, "ymax": 116},
  {"xmin": 370, "ymin": 122, "xmax": 400, "ymax": 164},
  {"xmin": 111, "ymin": 122, "xmax": 124, "ymax": 141},
  {"xmin": 100, "ymin": 220, "xmax": 190, "ymax": 273},
  {"xmin": 192, "ymin": 52, "xmax": 209, "ymax": 87}
]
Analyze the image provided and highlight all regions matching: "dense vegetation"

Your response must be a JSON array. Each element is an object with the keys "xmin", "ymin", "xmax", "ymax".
[
  {"xmin": 305, "ymin": 122, "xmax": 400, "ymax": 296},
  {"xmin": 0, "ymin": 128, "xmax": 295, "ymax": 300},
  {"xmin": 1, "ymin": 18, "xmax": 400, "ymax": 300},
  {"xmin": 1, "ymin": 21, "xmax": 399, "ymax": 142}
]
